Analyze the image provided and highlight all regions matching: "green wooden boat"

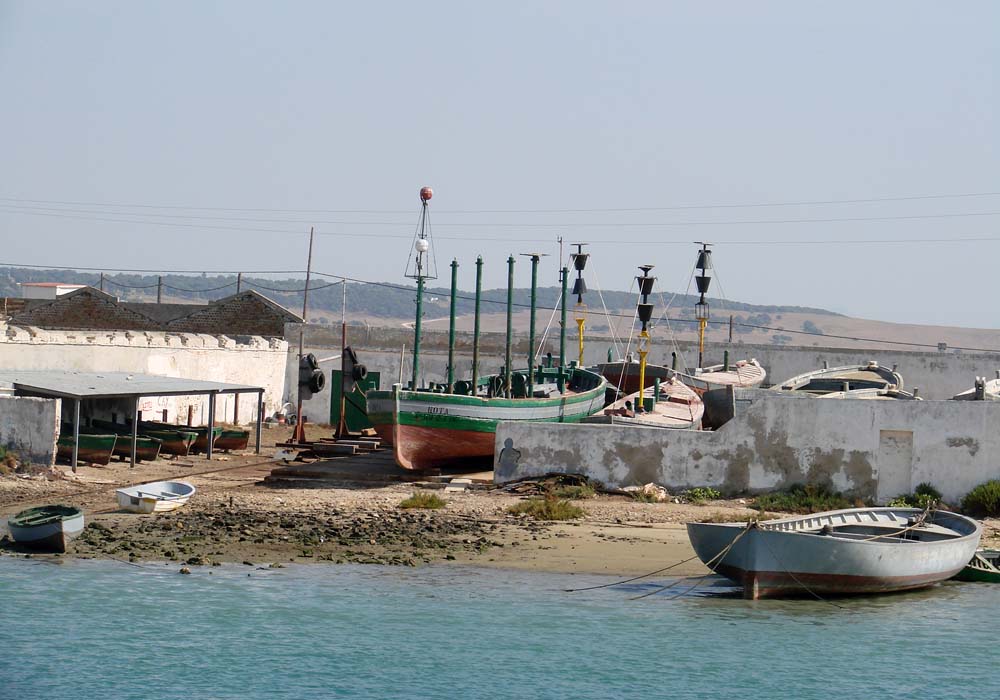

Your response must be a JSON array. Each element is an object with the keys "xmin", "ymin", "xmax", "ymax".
[
  {"xmin": 56, "ymin": 431, "xmax": 117, "ymax": 466},
  {"xmin": 139, "ymin": 421, "xmax": 222, "ymax": 454},
  {"xmin": 86, "ymin": 420, "xmax": 163, "ymax": 462},
  {"xmin": 215, "ymin": 428, "xmax": 250, "ymax": 452},
  {"xmin": 954, "ymin": 549, "xmax": 1000, "ymax": 583},
  {"xmin": 7, "ymin": 505, "xmax": 84, "ymax": 552}
]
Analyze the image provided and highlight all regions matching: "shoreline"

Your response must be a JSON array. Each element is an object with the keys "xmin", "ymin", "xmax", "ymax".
[{"xmin": 4, "ymin": 433, "xmax": 998, "ymax": 577}]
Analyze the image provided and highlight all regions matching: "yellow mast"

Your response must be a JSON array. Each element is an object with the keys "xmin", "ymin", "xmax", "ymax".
[
  {"xmin": 636, "ymin": 265, "xmax": 655, "ymax": 409},
  {"xmin": 570, "ymin": 243, "xmax": 590, "ymax": 367},
  {"xmin": 694, "ymin": 243, "xmax": 712, "ymax": 368}
]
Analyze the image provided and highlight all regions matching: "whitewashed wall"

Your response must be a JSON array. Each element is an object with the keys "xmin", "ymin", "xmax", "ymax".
[
  {"xmin": 0, "ymin": 324, "xmax": 288, "ymax": 425},
  {"xmin": 0, "ymin": 396, "xmax": 60, "ymax": 466},
  {"xmin": 495, "ymin": 391, "xmax": 1000, "ymax": 504}
]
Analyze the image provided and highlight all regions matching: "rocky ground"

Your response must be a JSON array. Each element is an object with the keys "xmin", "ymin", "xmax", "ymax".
[{"xmin": 2, "ymin": 425, "xmax": 998, "ymax": 575}]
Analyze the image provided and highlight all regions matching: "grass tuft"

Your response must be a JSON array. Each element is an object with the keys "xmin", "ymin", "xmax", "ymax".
[
  {"xmin": 552, "ymin": 484, "xmax": 596, "ymax": 500},
  {"xmin": 753, "ymin": 484, "xmax": 856, "ymax": 514},
  {"xmin": 398, "ymin": 492, "xmax": 447, "ymax": 510},
  {"xmin": 508, "ymin": 495, "xmax": 584, "ymax": 521},
  {"xmin": 682, "ymin": 487, "xmax": 721, "ymax": 505}
]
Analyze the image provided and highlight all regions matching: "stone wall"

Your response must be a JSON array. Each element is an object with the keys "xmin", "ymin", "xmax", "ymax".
[
  {"xmin": 292, "ymin": 333, "xmax": 999, "ymax": 402},
  {"xmin": 494, "ymin": 391, "xmax": 1000, "ymax": 504},
  {"xmin": 0, "ymin": 396, "xmax": 59, "ymax": 466},
  {"xmin": 0, "ymin": 325, "xmax": 288, "ymax": 425}
]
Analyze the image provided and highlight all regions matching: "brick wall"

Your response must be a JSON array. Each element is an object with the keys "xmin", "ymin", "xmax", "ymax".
[
  {"xmin": 167, "ymin": 294, "xmax": 289, "ymax": 336},
  {"xmin": 9, "ymin": 289, "xmax": 295, "ymax": 338},
  {"xmin": 12, "ymin": 290, "xmax": 160, "ymax": 331}
]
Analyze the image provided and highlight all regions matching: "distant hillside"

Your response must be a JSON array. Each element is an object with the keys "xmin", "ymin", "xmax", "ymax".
[{"xmin": 0, "ymin": 266, "xmax": 840, "ymax": 324}]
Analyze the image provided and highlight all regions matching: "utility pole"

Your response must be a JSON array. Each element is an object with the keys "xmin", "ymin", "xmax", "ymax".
[
  {"xmin": 293, "ymin": 226, "xmax": 315, "ymax": 443},
  {"xmin": 156, "ymin": 276, "xmax": 163, "ymax": 304}
]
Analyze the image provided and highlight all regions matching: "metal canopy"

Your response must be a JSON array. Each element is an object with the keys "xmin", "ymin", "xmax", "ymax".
[
  {"xmin": 0, "ymin": 370, "xmax": 266, "ymax": 470},
  {"xmin": 0, "ymin": 370, "xmax": 262, "ymax": 400}
]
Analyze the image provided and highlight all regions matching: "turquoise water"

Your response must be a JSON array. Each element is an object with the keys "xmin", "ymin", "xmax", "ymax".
[{"xmin": 1, "ymin": 558, "xmax": 997, "ymax": 700}]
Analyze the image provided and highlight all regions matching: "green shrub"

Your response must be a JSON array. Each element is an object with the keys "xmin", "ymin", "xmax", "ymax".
[
  {"xmin": 683, "ymin": 487, "xmax": 721, "ymax": 504},
  {"xmin": 398, "ymin": 492, "xmax": 447, "ymax": 510},
  {"xmin": 962, "ymin": 480, "xmax": 1000, "ymax": 518},
  {"xmin": 631, "ymin": 490, "xmax": 662, "ymax": 503},
  {"xmin": 887, "ymin": 483, "xmax": 942, "ymax": 509},
  {"xmin": 552, "ymin": 484, "xmax": 596, "ymax": 500},
  {"xmin": 508, "ymin": 495, "xmax": 583, "ymax": 521},
  {"xmin": 753, "ymin": 484, "xmax": 855, "ymax": 514}
]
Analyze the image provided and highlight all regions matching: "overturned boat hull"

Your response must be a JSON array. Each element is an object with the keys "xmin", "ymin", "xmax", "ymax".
[{"xmin": 687, "ymin": 508, "xmax": 981, "ymax": 599}]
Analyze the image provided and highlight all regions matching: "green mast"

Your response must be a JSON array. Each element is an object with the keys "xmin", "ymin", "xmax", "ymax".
[
  {"xmin": 407, "ymin": 186, "xmax": 436, "ymax": 390},
  {"xmin": 504, "ymin": 255, "xmax": 515, "ymax": 398},
  {"xmin": 471, "ymin": 256, "xmax": 483, "ymax": 394},
  {"xmin": 558, "ymin": 265, "xmax": 568, "ymax": 393},
  {"xmin": 521, "ymin": 252, "xmax": 544, "ymax": 398},
  {"xmin": 446, "ymin": 258, "xmax": 459, "ymax": 393}
]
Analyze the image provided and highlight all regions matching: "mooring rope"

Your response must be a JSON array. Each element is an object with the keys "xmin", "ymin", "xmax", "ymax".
[
  {"xmin": 628, "ymin": 523, "xmax": 753, "ymax": 601},
  {"xmin": 566, "ymin": 522, "xmax": 752, "ymax": 598}
]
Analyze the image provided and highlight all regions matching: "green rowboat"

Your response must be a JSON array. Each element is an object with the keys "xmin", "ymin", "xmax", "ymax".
[
  {"xmin": 954, "ymin": 549, "xmax": 1000, "ymax": 583},
  {"xmin": 56, "ymin": 432, "xmax": 117, "ymax": 466},
  {"xmin": 7, "ymin": 504, "xmax": 85, "ymax": 553}
]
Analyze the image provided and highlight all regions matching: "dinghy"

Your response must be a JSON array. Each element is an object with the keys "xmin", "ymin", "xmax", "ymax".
[
  {"xmin": 7, "ymin": 505, "xmax": 85, "ymax": 553},
  {"xmin": 585, "ymin": 374, "xmax": 703, "ymax": 429},
  {"xmin": 953, "ymin": 549, "xmax": 1000, "ymax": 583},
  {"xmin": 115, "ymin": 481, "xmax": 196, "ymax": 514},
  {"xmin": 687, "ymin": 507, "xmax": 981, "ymax": 599},
  {"xmin": 774, "ymin": 361, "xmax": 903, "ymax": 395}
]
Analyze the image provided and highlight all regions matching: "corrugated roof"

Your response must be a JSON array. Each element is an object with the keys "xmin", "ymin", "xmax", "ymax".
[{"xmin": 0, "ymin": 370, "xmax": 263, "ymax": 399}]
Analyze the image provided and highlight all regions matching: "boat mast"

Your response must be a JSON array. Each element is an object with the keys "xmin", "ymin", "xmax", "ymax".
[
  {"xmin": 446, "ymin": 258, "xmax": 459, "ymax": 393},
  {"xmin": 571, "ymin": 243, "xmax": 589, "ymax": 366},
  {"xmin": 521, "ymin": 252, "xmax": 546, "ymax": 398},
  {"xmin": 504, "ymin": 255, "xmax": 515, "ymax": 398},
  {"xmin": 694, "ymin": 242, "xmax": 712, "ymax": 368},
  {"xmin": 558, "ymin": 265, "xmax": 568, "ymax": 393},
  {"xmin": 636, "ymin": 265, "xmax": 656, "ymax": 405},
  {"xmin": 407, "ymin": 187, "xmax": 437, "ymax": 390},
  {"xmin": 472, "ymin": 256, "xmax": 483, "ymax": 395}
]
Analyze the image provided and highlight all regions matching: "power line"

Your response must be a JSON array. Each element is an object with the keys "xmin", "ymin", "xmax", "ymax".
[
  {"xmin": 2, "ymin": 260, "xmax": 998, "ymax": 353},
  {"xmin": 3, "ymin": 202, "xmax": 1000, "ymax": 228},
  {"xmin": 1, "ymin": 190, "xmax": 999, "ymax": 213}
]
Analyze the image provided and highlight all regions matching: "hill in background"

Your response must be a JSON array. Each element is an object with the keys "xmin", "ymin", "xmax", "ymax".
[{"xmin": 3, "ymin": 266, "xmax": 999, "ymax": 353}]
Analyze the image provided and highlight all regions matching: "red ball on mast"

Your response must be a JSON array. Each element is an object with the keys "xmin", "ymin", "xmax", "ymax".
[{"xmin": 420, "ymin": 186, "xmax": 433, "ymax": 202}]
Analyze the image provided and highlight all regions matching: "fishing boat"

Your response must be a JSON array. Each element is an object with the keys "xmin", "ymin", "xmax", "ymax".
[
  {"xmin": 677, "ymin": 359, "xmax": 767, "ymax": 395},
  {"xmin": 366, "ymin": 187, "xmax": 607, "ymax": 470},
  {"xmin": 7, "ymin": 505, "xmax": 85, "ymax": 553},
  {"xmin": 115, "ymin": 480, "xmax": 196, "ymax": 514},
  {"xmin": 585, "ymin": 374, "xmax": 703, "ymax": 429},
  {"xmin": 952, "ymin": 374, "xmax": 1000, "ymax": 401},
  {"xmin": 586, "ymin": 266, "xmax": 703, "ymax": 429},
  {"xmin": 953, "ymin": 549, "xmax": 1000, "ymax": 583},
  {"xmin": 56, "ymin": 431, "xmax": 117, "ymax": 466},
  {"xmin": 774, "ymin": 361, "xmax": 903, "ymax": 395},
  {"xmin": 368, "ymin": 367, "xmax": 607, "ymax": 470},
  {"xmin": 687, "ymin": 507, "xmax": 982, "ymax": 599},
  {"xmin": 818, "ymin": 387, "xmax": 921, "ymax": 400},
  {"xmin": 91, "ymin": 419, "xmax": 198, "ymax": 460},
  {"xmin": 215, "ymin": 428, "xmax": 250, "ymax": 452},
  {"xmin": 141, "ymin": 421, "xmax": 214, "ymax": 454},
  {"xmin": 598, "ymin": 356, "xmax": 766, "ymax": 396},
  {"xmin": 82, "ymin": 420, "xmax": 162, "ymax": 461}
]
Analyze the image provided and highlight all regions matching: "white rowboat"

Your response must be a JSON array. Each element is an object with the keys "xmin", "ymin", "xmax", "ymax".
[{"xmin": 116, "ymin": 480, "xmax": 196, "ymax": 513}]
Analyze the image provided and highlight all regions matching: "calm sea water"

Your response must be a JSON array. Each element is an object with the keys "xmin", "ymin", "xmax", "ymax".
[{"xmin": 1, "ymin": 557, "xmax": 997, "ymax": 700}]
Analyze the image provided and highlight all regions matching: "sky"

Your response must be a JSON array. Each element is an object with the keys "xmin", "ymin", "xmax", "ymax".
[{"xmin": 0, "ymin": 1, "xmax": 997, "ymax": 327}]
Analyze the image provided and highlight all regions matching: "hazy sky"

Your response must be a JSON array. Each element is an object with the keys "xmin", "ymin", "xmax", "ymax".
[{"xmin": 1, "ymin": 2, "xmax": 997, "ymax": 327}]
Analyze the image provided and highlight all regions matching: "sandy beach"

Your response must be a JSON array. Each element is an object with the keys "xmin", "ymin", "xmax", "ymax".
[{"xmin": 3, "ymin": 426, "xmax": 999, "ymax": 577}]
